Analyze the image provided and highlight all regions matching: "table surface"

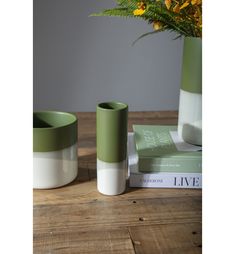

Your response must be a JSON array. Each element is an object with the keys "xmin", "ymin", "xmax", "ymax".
[{"xmin": 33, "ymin": 111, "xmax": 202, "ymax": 254}]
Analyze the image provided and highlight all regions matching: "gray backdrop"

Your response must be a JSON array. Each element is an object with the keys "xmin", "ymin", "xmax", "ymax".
[{"xmin": 34, "ymin": 0, "xmax": 183, "ymax": 112}]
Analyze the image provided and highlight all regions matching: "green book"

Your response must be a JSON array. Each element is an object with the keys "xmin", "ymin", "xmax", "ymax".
[{"xmin": 133, "ymin": 125, "xmax": 202, "ymax": 173}]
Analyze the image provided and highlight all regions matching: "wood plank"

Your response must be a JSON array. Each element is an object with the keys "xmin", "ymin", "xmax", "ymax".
[
  {"xmin": 129, "ymin": 223, "xmax": 202, "ymax": 254},
  {"xmin": 34, "ymin": 192, "xmax": 201, "ymax": 233},
  {"xmin": 34, "ymin": 228, "xmax": 135, "ymax": 254}
]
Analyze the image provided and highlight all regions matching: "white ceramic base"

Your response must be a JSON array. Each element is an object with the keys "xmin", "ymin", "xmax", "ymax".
[
  {"xmin": 178, "ymin": 89, "xmax": 202, "ymax": 145},
  {"xmin": 33, "ymin": 143, "xmax": 78, "ymax": 189},
  {"xmin": 97, "ymin": 159, "xmax": 127, "ymax": 195}
]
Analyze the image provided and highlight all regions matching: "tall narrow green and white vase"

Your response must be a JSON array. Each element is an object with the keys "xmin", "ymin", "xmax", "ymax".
[
  {"xmin": 96, "ymin": 101, "xmax": 128, "ymax": 195},
  {"xmin": 178, "ymin": 37, "xmax": 202, "ymax": 146}
]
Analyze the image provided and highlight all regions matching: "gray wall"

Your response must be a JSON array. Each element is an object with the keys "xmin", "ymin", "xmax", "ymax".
[{"xmin": 34, "ymin": 0, "xmax": 183, "ymax": 112}]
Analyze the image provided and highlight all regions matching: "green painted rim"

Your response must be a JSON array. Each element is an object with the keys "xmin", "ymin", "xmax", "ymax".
[
  {"xmin": 97, "ymin": 101, "xmax": 128, "ymax": 163},
  {"xmin": 97, "ymin": 101, "xmax": 128, "ymax": 112},
  {"xmin": 33, "ymin": 111, "xmax": 78, "ymax": 152},
  {"xmin": 181, "ymin": 37, "xmax": 202, "ymax": 94}
]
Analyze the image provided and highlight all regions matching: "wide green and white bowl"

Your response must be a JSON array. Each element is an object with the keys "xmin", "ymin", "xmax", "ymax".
[{"xmin": 33, "ymin": 111, "xmax": 78, "ymax": 189}]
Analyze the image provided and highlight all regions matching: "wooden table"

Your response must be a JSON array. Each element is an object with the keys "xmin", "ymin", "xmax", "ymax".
[{"xmin": 33, "ymin": 111, "xmax": 202, "ymax": 254}]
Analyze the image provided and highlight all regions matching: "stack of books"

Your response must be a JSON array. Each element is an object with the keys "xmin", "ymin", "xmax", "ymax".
[{"xmin": 128, "ymin": 125, "xmax": 202, "ymax": 189}]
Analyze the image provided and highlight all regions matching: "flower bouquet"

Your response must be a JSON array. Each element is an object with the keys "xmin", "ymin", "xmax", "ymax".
[{"xmin": 91, "ymin": 0, "xmax": 202, "ymax": 41}]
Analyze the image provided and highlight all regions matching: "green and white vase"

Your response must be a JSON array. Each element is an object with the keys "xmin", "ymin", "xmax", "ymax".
[
  {"xmin": 96, "ymin": 102, "xmax": 128, "ymax": 195},
  {"xmin": 178, "ymin": 37, "xmax": 202, "ymax": 146},
  {"xmin": 33, "ymin": 111, "xmax": 78, "ymax": 189}
]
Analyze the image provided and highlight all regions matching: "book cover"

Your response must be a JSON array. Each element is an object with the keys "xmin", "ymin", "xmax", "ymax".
[
  {"xmin": 133, "ymin": 125, "xmax": 202, "ymax": 173},
  {"xmin": 128, "ymin": 131, "xmax": 202, "ymax": 189}
]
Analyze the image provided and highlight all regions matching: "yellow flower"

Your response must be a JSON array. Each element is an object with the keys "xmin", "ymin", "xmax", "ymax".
[
  {"xmin": 173, "ymin": 3, "xmax": 180, "ymax": 13},
  {"xmin": 133, "ymin": 9, "xmax": 146, "ymax": 16},
  {"xmin": 153, "ymin": 21, "xmax": 163, "ymax": 30},
  {"xmin": 180, "ymin": 2, "xmax": 190, "ymax": 9},
  {"xmin": 191, "ymin": 0, "xmax": 202, "ymax": 5},
  {"xmin": 134, "ymin": 1, "xmax": 146, "ymax": 16},
  {"xmin": 165, "ymin": 0, "xmax": 172, "ymax": 10}
]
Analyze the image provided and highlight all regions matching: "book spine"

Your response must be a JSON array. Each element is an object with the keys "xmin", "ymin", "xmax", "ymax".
[
  {"xmin": 138, "ymin": 157, "xmax": 202, "ymax": 173},
  {"xmin": 129, "ymin": 172, "xmax": 202, "ymax": 189}
]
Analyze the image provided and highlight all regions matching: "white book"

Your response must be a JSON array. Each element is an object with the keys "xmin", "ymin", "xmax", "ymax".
[{"xmin": 128, "ymin": 133, "xmax": 202, "ymax": 189}]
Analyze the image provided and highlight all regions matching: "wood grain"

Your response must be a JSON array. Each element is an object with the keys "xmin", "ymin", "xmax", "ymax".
[
  {"xmin": 34, "ymin": 228, "xmax": 135, "ymax": 254},
  {"xmin": 33, "ymin": 111, "xmax": 202, "ymax": 254},
  {"xmin": 129, "ymin": 223, "xmax": 202, "ymax": 254}
]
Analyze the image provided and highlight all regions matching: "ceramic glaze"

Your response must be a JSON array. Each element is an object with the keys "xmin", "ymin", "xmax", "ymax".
[
  {"xmin": 97, "ymin": 159, "xmax": 127, "ymax": 195},
  {"xmin": 178, "ymin": 89, "xmax": 202, "ymax": 145},
  {"xmin": 33, "ymin": 142, "xmax": 78, "ymax": 189}
]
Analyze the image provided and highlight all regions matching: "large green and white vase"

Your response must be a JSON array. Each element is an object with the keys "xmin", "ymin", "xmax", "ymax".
[{"xmin": 178, "ymin": 37, "xmax": 202, "ymax": 146}]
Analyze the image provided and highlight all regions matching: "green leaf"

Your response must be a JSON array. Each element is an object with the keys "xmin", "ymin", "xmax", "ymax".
[
  {"xmin": 90, "ymin": 8, "xmax": 135, "ymax": 18},
  {"xmin": 132, "ymin": 29, "xmax": 164, "ymax": 46},
  {"xmin": 117, "ymin": 0, "xmax": 139, "ymax": 9}
]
